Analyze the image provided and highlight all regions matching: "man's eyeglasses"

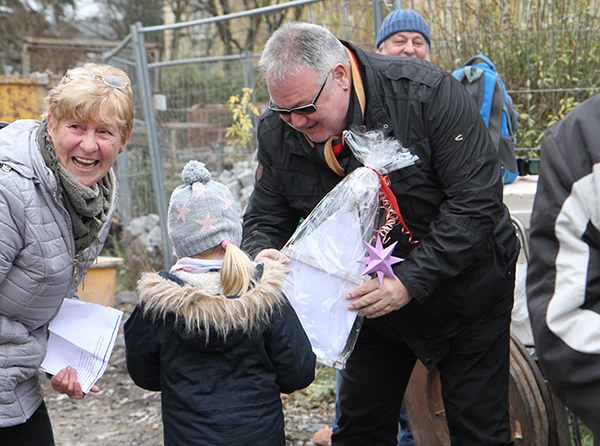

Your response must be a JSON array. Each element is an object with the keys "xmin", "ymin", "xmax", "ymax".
[
  {"xmin": 268, "ymin": 70, "xmax": 331, "ymax": 116},
  {"xmin": 64, "ymin": 69, "xmax": 129, "ymax": 90}
]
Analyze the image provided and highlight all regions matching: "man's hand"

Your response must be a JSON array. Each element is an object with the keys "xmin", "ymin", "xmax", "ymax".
[
  {"xmin": 51, "ymin": 366, "xmax": 100, "ymax": 399},
  {"xmin": 346, "ymin": 275, "xmax": 413, "ymax": 318},
  {"xmin": 254, "ymin": 248, "xmax": 290, "ymax": 264}
]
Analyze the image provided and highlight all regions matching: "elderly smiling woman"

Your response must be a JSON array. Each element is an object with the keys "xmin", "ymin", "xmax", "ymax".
[{"xmin": 0, "ymin": 63, "xmax": 134, "ymax": 446}]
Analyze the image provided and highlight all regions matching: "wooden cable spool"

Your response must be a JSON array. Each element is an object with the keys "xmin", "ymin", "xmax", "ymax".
[{"xmin": 403, "ymin": 335, "xmax": 570, "ymax": 446}]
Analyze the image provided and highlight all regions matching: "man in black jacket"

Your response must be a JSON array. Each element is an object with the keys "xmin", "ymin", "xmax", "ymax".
[{"xmin": 242, "ymin": 21, "xmax": 519, "ymax": 446}]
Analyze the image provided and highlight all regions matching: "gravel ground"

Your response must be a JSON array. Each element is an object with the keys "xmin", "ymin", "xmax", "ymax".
[{"xmin": 41, "ymin": 298, "xmax": 336, "ymax": 446}]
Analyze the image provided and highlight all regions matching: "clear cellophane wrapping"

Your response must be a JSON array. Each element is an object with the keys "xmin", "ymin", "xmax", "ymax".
[{"xmin": 282, "ymin": 128, "xmax": 418, "ymax": 369}]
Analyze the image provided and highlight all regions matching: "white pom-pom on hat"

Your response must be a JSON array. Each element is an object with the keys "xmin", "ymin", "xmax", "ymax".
[{"xmin": 181, "ymin": 160, "xmax": 211, "ymax": 185}]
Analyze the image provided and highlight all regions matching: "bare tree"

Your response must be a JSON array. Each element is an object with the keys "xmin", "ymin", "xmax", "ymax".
[
  {"xmin": 189, "ymin": 0, "xmax": 302, "ymax": 54},
  {"xmin": 0, "ymin": 0, "xmax": 79, "ymax": 74},
  {"xmin": 80, "ymin": 0, "xmax": 163, "ymax": 41}
]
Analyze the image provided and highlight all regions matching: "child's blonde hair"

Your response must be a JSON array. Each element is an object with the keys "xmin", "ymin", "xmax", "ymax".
[{"xmin": 221, "ymin": 243, "xmax": 256, "ymax": 296}]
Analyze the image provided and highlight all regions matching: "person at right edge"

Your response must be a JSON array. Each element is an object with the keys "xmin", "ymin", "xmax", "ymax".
[
  {"xmin": 242, "ymin": 22, "xmax": 519, "ymax": 445},
  {"xmin": 527, "ymin": 93, "xmax": 600, "ymax": 441}
]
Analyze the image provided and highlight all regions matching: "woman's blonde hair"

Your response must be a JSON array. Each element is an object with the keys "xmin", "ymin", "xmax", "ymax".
[{"xmin": 42, "ymin": 63, "xmax": 135, "ymax": 141}]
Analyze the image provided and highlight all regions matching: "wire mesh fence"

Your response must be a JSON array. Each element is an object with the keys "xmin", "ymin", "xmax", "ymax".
[
  {"xmin": 103, "ymin": 0, "xmax": 600, "ymax": 265},
  {"xmin": 420, "ymin": 0, "xmax": 600, "ymax": 151},
  {"xmin": 104, "ymin": 0, "xmax": 380, "ymax": 263}
]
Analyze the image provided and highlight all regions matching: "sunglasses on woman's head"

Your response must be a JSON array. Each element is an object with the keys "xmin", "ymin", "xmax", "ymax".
[
  {"xmin": 268, "ymin": 70, "xmax": 331, "ymax": 116},
  {"xmin": 64, "ymin": 69, "xmax": 129, "ymax": 90}
]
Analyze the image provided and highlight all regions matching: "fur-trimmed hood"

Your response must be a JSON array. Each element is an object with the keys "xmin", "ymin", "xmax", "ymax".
[{"xmin": 136, "ymin": 259, "xmax": 289, "ymax": 351}]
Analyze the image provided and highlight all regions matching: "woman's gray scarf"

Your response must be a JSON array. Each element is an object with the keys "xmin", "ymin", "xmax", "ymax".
[{"xmin": 37, "ymin": 121, "xmax": 111, "ymax": 255}]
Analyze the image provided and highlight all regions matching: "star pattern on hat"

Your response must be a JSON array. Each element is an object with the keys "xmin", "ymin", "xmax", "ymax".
[
  {"xmin": 357, "ymin": 235, "xmax": 403, "ymax": 286},
  {"xmin": 195, "ymin": 212, "xmax": 219, "ymax": 232},
  {"xmin": 175, "ymin": 200, "xmax": 192, "ymax": 223},
  {"xmin": 192, "ymin": 182, "xmax": 207, "ymax": 200},
  {"xmin": 218, "ymin": 194, "xmax": 234, "ymax": 210}
]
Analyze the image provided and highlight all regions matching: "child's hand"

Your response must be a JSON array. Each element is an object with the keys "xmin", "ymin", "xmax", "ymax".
[{"xmin": 254, "ymin": 248, "xmax": 290, "ymax": 264}]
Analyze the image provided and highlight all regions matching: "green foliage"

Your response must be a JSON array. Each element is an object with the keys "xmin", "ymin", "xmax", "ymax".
[
  {"xmin": 225, "ymin": 87, "xmax": 260, "ymax": 152},
  {"xmin": 547, "ymin": 96, "xmax": 581, "ymax": 129},
  {"xmin": 303, "ymin": 364, "xmax": 337, "ymax": 402},
  {"xmin": 578, "ymin": 420, "xmax": 594, "ymax": 446},
  {"xmin": 426, "ymin": 0, "xmax": 600, "ymax": 148},
  {"xmin": 149, "ymin": 0, "xmax": 600, "ymax": 152}
]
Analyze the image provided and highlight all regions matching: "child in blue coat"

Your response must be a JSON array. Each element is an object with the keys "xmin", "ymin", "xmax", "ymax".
[{"xmin": 124, "ymin": 160, "xmax": 316, "ymax": 446}]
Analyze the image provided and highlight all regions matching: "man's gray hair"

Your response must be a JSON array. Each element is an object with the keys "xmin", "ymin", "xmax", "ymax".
[{"xmin": 258, "ymin": 22, "xmax": 350, "ymax": 85}]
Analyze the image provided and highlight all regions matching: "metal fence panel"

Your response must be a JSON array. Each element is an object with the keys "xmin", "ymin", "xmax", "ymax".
[{"xmin": 104, "ymin": 0, "xmax": 600, "ymax": 268}]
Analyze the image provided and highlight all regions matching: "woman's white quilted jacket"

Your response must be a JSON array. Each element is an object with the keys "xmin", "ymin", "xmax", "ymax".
[{"xmin": 0, "ymin": 120, "xmax": 117, "ymax": 427}]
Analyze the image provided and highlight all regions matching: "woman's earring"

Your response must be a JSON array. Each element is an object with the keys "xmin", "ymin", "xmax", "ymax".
[{"xmin": 343, "ymin": 85, "xmax": 349, "ymax": 91}]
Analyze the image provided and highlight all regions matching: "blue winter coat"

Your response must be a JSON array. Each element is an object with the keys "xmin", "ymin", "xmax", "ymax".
[{"xmin": 124, "ymin": 259, "xmax": 316, "ymax": 446}]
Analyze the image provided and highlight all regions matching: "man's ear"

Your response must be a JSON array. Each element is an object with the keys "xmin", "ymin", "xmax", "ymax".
[{"xmin": 332, "ymin": 63, "xmax": 350, "ymax": 90}]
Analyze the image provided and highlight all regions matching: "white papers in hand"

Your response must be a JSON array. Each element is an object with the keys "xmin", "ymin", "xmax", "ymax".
[{"xmin": 40, "ymin": 298, "xmax": 123, "ymax": 394}]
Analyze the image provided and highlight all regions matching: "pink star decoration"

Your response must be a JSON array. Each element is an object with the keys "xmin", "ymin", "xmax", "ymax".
[
  {"xmin": 192, "ymin": 182, "xmax": 207, "ymax": 200},
  {"xmin": 218, "ymin": 194, "xmax": 234, "ymax": 210},
  {"xmin": 175, "ymin": 200, "xmax": 192, "ymax": 223},
  {"xmin": 195, "ymin": 212, "xmax": 219, "ymax": 232},
  {"xmin": 357, "ymin": 235, "xmax": 404, "ymax": 286}
]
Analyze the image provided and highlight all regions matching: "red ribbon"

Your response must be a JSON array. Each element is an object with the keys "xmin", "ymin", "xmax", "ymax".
[
  {"xmin": 332, "ymin": 139, "xmax": 343, "ymax": 156},
  {"xmin": 367, "ymin": 167, "xmax": 420, "ymax": 246}
]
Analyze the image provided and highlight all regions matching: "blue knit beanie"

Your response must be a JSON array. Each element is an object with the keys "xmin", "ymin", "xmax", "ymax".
[{"xmin": 376, "ymin": 9, "xmax": 431, "ymax": 49}]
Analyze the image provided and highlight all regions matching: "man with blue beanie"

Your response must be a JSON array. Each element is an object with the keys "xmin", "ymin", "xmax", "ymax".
[
  {"xmin": 376, "ymin": 9, "xmax": 431, "ymax": 60},
  {"xmin": 378, "ymin": 11, "xmax": 431, "ymax": 446}
]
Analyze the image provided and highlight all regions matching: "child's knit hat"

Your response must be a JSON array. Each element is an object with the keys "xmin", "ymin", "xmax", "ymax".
[
  {"xmin": 376, "ymin": 9, "xmax": 431, "ymax": 49},
  {"xmin": 168, "ymin": 160, "xmax": 241, "ymax": 258}
]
